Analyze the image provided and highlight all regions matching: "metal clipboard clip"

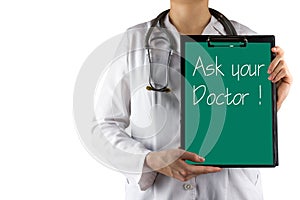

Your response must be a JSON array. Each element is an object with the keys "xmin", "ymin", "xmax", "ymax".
[{"xmin": 207, "ymin": 36, "xmax": 248, "ymax": 48}]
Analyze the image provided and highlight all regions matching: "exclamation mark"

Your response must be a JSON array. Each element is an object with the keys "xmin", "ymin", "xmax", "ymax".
[{"xmin": 259, "ymin": 85, "xmax": 262, "ymax": 105}]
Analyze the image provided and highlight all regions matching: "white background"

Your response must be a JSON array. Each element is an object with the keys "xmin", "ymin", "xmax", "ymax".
[{"xmin": 0, "ymin": 0, "xmax": 299, "ymax": 199}]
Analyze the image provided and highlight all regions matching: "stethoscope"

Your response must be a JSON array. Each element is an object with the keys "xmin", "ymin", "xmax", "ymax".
[{"xmin": 145, "ymin": 8, "xmax": 237, "ymax": 92}]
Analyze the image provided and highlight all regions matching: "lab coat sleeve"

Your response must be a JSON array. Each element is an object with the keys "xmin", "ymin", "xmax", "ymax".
[{"xmin": 92, "ymin": 30, "xmax": 157, "ymax": 191}]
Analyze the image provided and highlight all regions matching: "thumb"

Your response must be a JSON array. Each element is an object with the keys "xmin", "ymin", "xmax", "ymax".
[{"xmin": 181, "ymin": 151, "xmax": 205, "ymax": 163}]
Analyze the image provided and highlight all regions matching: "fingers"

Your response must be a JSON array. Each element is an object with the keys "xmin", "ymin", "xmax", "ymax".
[
  {"xmin": 158, "ymin": 159, "xmax": 193, "ymax": 182},
  {"xmin": 179, "ymin": 160, "xmax": 221, "ymax": 177},
  {"xmin": 268, "ymin": 46, "xmax": 284, "ymax": 74},
  {"xmin": 152, "ymin": 149, "xmax": 221, "ymax": 182},
  {"xmin": 268, "ymin": 46, "xmax": 292, "ymax": 84},
  {"xmin": 268, "ymin": 61, "xmax": 286, "ymax": 83},
  {"xmin": 170, "ymin": 160, "xmax": 222, "ymax": 182},
  {"xmin": 176, "ymin": 167, "xmax": 222, "ymax": 182},
  {"xmin": 272, "ymin": 46, "xmax": 284, "ymax": 56},
  {"xmin": 180, "ymin": 151, "xmax": 205, "ymax": 163},
  {"xmin": 189, "ymin": 165, "xmax": 222, "ymax": 175},
  {"xmin": 178, "ymin": 151, "xmax": 221, "ymax": 179},
  {"xmin": 266, "ymin": 46, "xmax": 293, "ymax": 110},
  {"xmin": 268, "ymin": 46, "xmax": 284, "ymax": 81}
]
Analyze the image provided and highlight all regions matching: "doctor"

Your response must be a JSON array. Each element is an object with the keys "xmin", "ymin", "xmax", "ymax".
[{"xmin": 93, "ymin": 0, "xmax": 292, "ymax": 199}]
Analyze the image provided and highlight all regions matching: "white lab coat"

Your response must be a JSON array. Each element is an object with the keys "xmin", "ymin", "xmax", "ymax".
[{"xmin": 93, "ymin": 13, "xmax": 264, "ymax": 200}]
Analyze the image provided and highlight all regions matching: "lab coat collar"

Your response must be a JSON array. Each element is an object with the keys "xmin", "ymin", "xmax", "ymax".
[
  {"xmin": 203, "ymin": 16, "xmax": 227, "ymax": 35},
  {"xmin": 160, "ymin": 13, "xmax": 227, "ymax": 53}
]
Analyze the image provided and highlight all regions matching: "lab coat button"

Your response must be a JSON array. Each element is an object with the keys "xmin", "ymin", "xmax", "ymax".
[{"xmin": 183, "ymin": 183, "xmax": 193, "ymax": 190}]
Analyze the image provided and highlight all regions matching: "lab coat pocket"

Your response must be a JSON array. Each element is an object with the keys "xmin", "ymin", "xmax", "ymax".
[
  {"xmin": 241, "ymin": 169, "xmax": 260, "ymax": 186},
  {"xmin": 227, "ymin": 169, "xmax": 263, "ymax": 200}
]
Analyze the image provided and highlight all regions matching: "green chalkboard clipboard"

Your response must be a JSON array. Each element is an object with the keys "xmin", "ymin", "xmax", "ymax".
[{"xmin": 180, "ymin": 35, "xmax": 278, "ymax": 167}]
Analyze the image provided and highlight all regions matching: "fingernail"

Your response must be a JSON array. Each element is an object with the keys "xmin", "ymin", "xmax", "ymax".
[
  {"xmin": 199, "ymin": 156, "xmax": 205, "ymax": 161},
  {"xmin": 267, "ymin": 68, "xmax": 271, "ymax": 73}
]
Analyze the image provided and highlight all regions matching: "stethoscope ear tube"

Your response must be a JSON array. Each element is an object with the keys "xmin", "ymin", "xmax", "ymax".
[
  {"xmin": 145, "ymin": 10, "xmax": 171, "ymax": 49},
  {"xmin": 145, "ymin": 10, "xmax": 175, "ymax": 93},
  {"xmin": 145, "ymin": 8, "xmax": 237, "ymax": 93}
]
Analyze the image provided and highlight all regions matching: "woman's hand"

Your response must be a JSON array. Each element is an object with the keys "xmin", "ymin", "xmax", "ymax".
[
  {"xmin": 146, "ymin": 149, "xmax": 221, "ymax": 182},
  {"xmin": 268, "ymin": 46, "xmax": 293, "ymax": 110}
]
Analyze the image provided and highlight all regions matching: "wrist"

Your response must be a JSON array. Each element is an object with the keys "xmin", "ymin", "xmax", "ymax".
[{"xmin": 145, "ymin": 152, "xmax": 154, "ymax": 169}]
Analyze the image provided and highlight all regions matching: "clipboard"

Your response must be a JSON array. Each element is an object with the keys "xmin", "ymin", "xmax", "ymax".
[{"xmin": 180, "ymin": 35, "xmax": 278, "ymax": 167}]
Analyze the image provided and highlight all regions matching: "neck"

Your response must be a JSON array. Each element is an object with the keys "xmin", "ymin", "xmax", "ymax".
[{"xmin": 169, "ymin": 0, "xmax": 211, "ymax": 35}]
